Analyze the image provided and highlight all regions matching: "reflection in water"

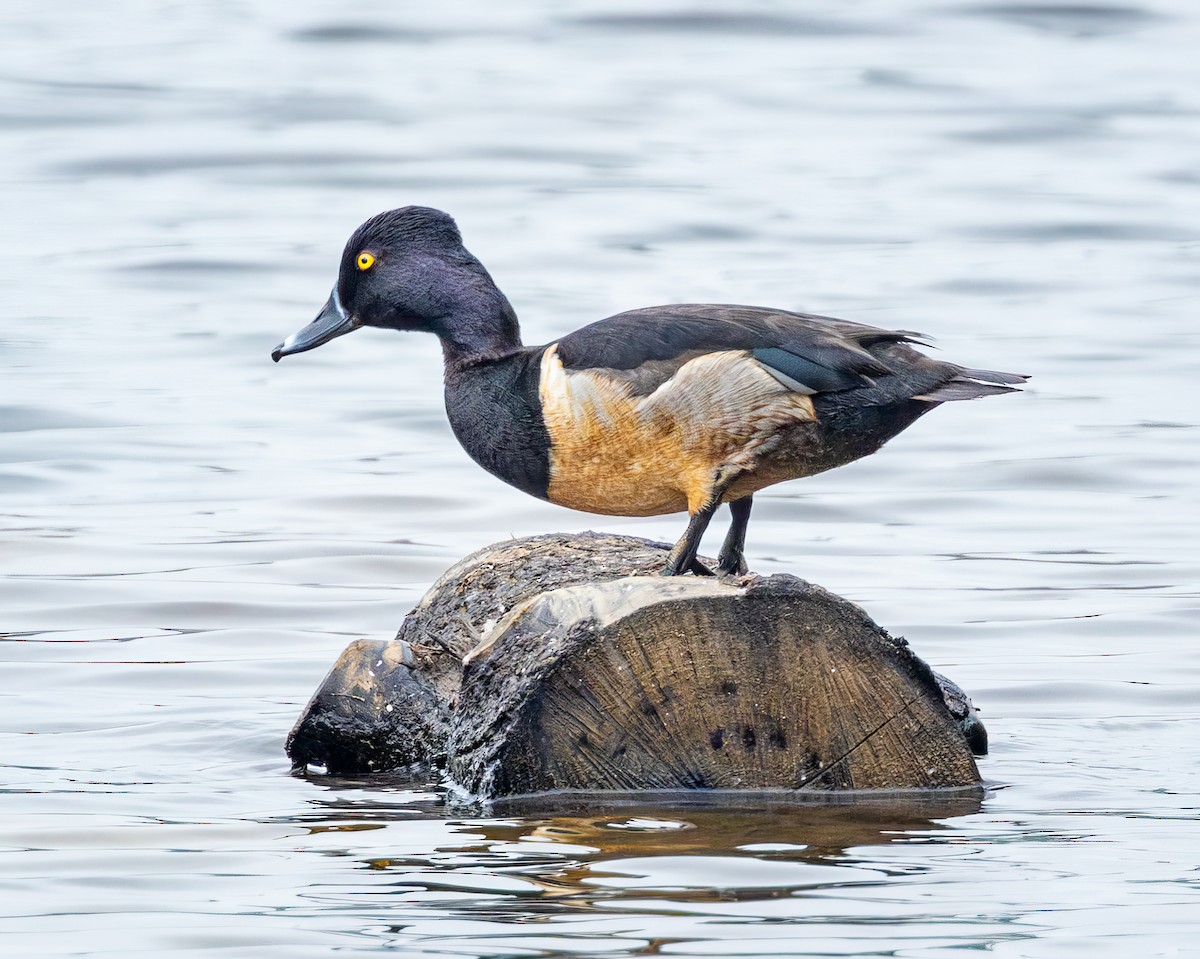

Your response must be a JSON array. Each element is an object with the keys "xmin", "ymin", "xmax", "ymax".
[
  {"xmin": 265, "ymin": 787, "xmax": 1007, "ymax": 955},
  {"xmin": 486, "ymin": 794, "xmax": 984, "ymax": 860}
]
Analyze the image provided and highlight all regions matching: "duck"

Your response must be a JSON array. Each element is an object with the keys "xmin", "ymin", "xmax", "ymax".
[{"xmin": 272, "ymin": 206, "xmax": 1025, "ymax": 576}]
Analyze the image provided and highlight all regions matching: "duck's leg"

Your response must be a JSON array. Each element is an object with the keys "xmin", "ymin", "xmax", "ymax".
[
  {"xmin": 661, "ymin": 470, "xmax": 739, "ymax": 577},
  {"xmin": 717, "ymin": 495, "xmax": 753, "ymax": 576},
  {"xmin": 661, "ymin": 501, "xmax": 720, "ymax": 576}
]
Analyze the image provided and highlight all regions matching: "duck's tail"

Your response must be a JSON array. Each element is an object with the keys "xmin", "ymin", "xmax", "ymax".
[{"xmin": 913, "ymin": 367, "xmax": 1029, "ymax": 402}]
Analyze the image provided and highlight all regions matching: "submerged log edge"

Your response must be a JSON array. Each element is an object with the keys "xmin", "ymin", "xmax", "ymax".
[{"xmin": 286, "ymin": 532, "xmax": 987, "ymax": 798}]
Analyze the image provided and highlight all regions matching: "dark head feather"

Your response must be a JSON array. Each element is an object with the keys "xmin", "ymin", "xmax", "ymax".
[{"xmin": 345, "ymin": 206, "xmax": 464, "ymax": 260}]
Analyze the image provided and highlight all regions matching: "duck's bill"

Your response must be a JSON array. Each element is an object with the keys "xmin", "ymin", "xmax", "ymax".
[{"xmin": 272, "ymin": 288, "xmax": 357, "ymax": 362}]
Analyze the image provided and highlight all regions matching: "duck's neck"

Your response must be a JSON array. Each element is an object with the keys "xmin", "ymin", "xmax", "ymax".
[
  {"xmin": 440, "ymin": 329, "xmax": 551, "ymax": 501},
  {"xmin": 435, "ymin": 284, "xmax": 524, "ymax": 370}
]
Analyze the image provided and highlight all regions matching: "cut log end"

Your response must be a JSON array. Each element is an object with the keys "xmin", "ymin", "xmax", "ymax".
[
  {"xmin": 451, "ymin": 575, "xmax": 979, "ymax": 797},
  {"xmin": 287, "ymin": 533, "xmax": 985, "ymax": 798}
]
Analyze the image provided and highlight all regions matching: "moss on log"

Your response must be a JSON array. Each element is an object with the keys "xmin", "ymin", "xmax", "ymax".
[{"xmin": 286, "ymin": 533, "xmax": 985, "ymax": 798}]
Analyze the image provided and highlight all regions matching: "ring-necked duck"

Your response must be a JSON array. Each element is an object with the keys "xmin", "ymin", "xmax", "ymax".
[{"xmin": 273, "ymin": 206, "xmax": 1025, "ymax": 576}]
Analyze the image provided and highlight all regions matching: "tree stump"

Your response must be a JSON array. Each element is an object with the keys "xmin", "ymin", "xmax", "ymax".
[{"xmin": 286, "ymin": 533, "xmax": 985, "ymax": 799}]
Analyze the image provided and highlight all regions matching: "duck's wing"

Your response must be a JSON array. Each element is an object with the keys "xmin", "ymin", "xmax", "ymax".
[{"xmin": 554, "ymin": 304, "xmax": 1022, "ymax": 402}]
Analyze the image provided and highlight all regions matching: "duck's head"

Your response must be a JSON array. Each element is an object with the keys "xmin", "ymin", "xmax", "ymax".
[{"xmin": 272, "ymin": 206, "xmax": 519, "ymax": 363}]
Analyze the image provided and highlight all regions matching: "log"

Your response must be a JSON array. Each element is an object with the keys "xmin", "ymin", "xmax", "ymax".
[{"xmin": 286, "ymin": 533, "xmax": 985, "ymax": 798}]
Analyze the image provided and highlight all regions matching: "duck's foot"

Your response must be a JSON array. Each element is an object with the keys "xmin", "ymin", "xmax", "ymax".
[
  {"xmin": 715, "ymin": 549, "xmax": 748, "ymax": 577},
  {"xmin": 659, "ymin": 556, "xmax": 715, "ymax": 577},
  {"xmin": 689, "ymin": 557, "xmax": 715, "ymax": 576}
]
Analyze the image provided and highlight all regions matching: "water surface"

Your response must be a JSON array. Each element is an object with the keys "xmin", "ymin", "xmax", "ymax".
[{"xmin": 3, "ymin": 1, "xmax": 1199, "ymax": 956}]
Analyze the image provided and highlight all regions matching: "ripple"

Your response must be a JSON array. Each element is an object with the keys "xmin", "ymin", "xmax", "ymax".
[
  {"xmin": 957, "ymin": 3, "xmax": 1163, "ymax": 37},
  {"xmin": 117, "ymin": 259, "xmax": 276, "ymax": 275},
  {"xmin": 584, "ymin": 855, "xmax": 884, "ymax": 891},
  {"xmin": 55, "ymin": 151, "xmax": 409, "ymax": 178},
  {"xmin": 0, "ymin": 406, "xmax": 119, "ymax": 433},
  {"xmin": 289, "ymin": 24, "xmax": 451, "ymax": 44},
  {"xmin": 565, "ymin": 12, "xmax": 883, "ymax": 36},
  {"xmin": 961, "ymin": 222, "xmax": 1197, "ymax": 243},
  {"xmin": 931, "ymin": 278, "xmax": 1059, "ymax": 295}
]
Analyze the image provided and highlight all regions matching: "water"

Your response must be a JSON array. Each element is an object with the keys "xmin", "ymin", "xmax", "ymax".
[{"xmin": 3, "ymin": 1, "xmax": 1198, "ymax": 955}]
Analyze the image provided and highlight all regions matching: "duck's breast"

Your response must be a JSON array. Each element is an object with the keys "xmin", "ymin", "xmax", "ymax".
[{"xmin": 443, "ymin": 352, "xmax": 552, "ymax": 500}]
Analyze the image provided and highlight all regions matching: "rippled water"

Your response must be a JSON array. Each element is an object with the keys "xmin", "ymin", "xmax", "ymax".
[{"xmin": 3, "ymin": 1, "xmax": 1199, "ymax": 955}]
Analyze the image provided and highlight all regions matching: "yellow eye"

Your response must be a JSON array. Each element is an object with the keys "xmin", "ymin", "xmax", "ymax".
[{"xmin": 357, "ymin": 251, "xmax": 376, "ymax": 271}]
